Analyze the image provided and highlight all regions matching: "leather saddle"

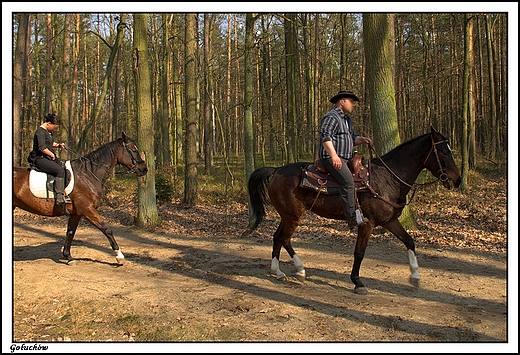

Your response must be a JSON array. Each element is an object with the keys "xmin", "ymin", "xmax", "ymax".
[{"xmin": 300, "ymin": 155, "xmax": 369, "ymax": 195}]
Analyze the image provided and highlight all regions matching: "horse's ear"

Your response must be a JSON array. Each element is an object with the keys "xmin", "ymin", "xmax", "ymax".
[
  {"xmin": 430, "ymin": 126, "xmax": 438, "ymax": 134},
  {"xmin": 122, "ymin": 131, "xmax": 129, "ymax": 143}
]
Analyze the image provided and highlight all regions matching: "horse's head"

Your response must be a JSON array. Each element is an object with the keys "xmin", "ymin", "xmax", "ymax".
[
  {"xmin": 424, "ymin": 127, "xmax": 461, "ymax": 189},
  {"xmin": 118, "ymin": 132, "xmax": 148, "ymax": 177}
]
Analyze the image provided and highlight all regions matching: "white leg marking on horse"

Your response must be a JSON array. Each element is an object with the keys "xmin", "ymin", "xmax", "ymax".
[
  {"xmin": 115, "ymin": 249, "xmax": 125, "ymax": 264},
  {"xmin": 271, "ymin": 257, "xmax": 286, "ymax": 280},
  {"xmin": 408, "ymin": 249, "xmax": 420, "ymax": 280},
  {"xmin": 292, "ymin": 254, "xmax": 306, "ymax": 279}
]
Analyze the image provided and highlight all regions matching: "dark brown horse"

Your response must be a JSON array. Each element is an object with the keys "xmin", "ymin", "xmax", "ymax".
[
  {"xmin": 246, "ymin": 127, "xmax": 461, "ymax": 294},
  {"xmin": 13, "ymin": 132, "xmax": 148, "ymax": 264}
]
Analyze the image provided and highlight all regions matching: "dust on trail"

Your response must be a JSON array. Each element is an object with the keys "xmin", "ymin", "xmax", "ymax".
[{"xmin": 9, "ymin": 204, "xmax": 510, "ymax": 352}]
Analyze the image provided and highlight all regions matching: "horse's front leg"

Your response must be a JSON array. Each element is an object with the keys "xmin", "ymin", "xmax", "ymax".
[
  {"xmin": 82, "ymin": 209, "xmax": 125, "ymax": 264},
  {"xmin": 63, "ymin": 214, "xmax": 81, "ymax": 264},
  {"xmin": 383, "ymin": 219, "xmax": 420, "ymax": 287}
]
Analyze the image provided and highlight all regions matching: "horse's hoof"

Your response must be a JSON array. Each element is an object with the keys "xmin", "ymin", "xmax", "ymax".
[
  {"xmin": 409, "ymin": 277, "xmax": 420, "ymax": 287},
  {"xmin": 274, "ymin": 273, "xmax": 288, "ymax": 281},
  {"xmin": 354, "ymin": 287, "xmax": 368, "ymax": 295},
  {"xmin": 114, "ymin": 250, "xmax": 125, "ymax": 265},
  {"xmin": 294, "ymin": 273, "xmax": 306, "ymax": 282}
]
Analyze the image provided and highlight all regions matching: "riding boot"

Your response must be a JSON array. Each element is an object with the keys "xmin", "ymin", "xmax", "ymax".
[
  {"xmin": 54, "ymin": 177, "xmax": 70, "ymax": 215},
  {"xmin": 346, "ymin": 215, "xmax": 357, "ymax": 232}
]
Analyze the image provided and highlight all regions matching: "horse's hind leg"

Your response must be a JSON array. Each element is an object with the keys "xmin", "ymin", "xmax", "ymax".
[
  {"xmin": 63, "ymin": 214, "xmax": 81, "ymax": 264},
  {"xmin": 383, "ymin": 219, "xmax": 420, "ymax": 287},
  {"xmin": 350, "ymin": 223, "xmax": 374, "ymax": 294},
  {"xmin": 270, "ymin": 219, "xmax": 305, "ymax": 281},
  {"xmin": 82, "ymin": 209, "xmax": 125, "ymax": 264}
]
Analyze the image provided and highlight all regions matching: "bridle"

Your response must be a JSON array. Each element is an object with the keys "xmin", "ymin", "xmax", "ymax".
[
  {"xmin": 422, "ymin": 135, "xmax": 450, "ymax": 184},
  {"xmin": 122, "ymin": 141, "xmax": 144, "ymax": 174},
  {"xmin": 365, "ymin": 133, "xmax": 450, "ymax": 208}
]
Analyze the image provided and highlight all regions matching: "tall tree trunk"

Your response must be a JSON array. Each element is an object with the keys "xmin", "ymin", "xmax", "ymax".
[
  {"xmin": 133, "ymin": 13, "xmax": 160, "ymax": 226},
  {"xmin": 203, "ymin": 14, "xmax": 213, "ymax": 175},
  {"xmin": 69, "ymin": 14, "xmax": 80, "ymax": 149},
  {"xmin": 284, "ymin": 13, "xmax": 297, "ymax": 163},
  {"xmin": 233, "ymin": 15, "xmax": 240, "ymax": 157},
  {"xmin": 45, "ymin": 14, "xmax": 53, "ymax": 114},
  {"xmin": 171, "ymin": 15, "xmax": 183, "ymax": 167},
  {"xmin": 459, "ymin": 14, "xmax": 472, "ymax": 193},
  {"xmin": 225, "ymin": 14, "xmax": 233, "ymax": 161},
  {"xmin": 363, "ymin": 14, "xmax": 400, "ymax": 153},
  {"xmin": 468, "ymin": 16, "xmax": 476, "ymax": 169},
  {"xmin": 59, "ymin": 14, "xmax": 71, "ymax": 159},
  {"xmin": 112, "ymin": 18, "xmax": 122, "ymax": 144},
  {"xmin": 160, "ymin": 14, "xmax": 171, "ymax": 168},
  {"xmin": 484, "ymin": 15, "xmax": 497, "ymax": 158},
  {"xmin": 244, "ymin": 14, "xmax": 256, "ymax": 180},
  {"xmin": 313, "ymin": 14, "xmax": 320, "ymax": 159},
  {"xmin": 244, "ymin": 13, "xmax": 258, "ymax": 224},
  {"xmin": 259, "ymin": 16, "xmax": 276, "ymax": 161},
  {"xmin": 183, "ymin": 13, "xmax": 199, "ymax": 207},
  {"xmin": 13, "ymin": 13, "xmax": 29, "ymax": 166},
  {"xmin": 363, "ymin": 13, "xmax": 418, "ymax": 230}
]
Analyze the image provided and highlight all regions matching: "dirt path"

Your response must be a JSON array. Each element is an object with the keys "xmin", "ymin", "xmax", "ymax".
[{"xmin": 8, "ymin": 203, "xmax": 510, "ymax": 351}]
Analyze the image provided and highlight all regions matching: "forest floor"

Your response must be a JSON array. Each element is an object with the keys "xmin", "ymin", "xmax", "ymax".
[{"xmin": 9, "ymin": 166, "xmax": 515, "ymax": 352}]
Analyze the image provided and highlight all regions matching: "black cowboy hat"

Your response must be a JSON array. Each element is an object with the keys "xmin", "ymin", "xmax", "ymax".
[{"xmin": 329, "ymin": 90, "xmax": 360, "ymax": 104}]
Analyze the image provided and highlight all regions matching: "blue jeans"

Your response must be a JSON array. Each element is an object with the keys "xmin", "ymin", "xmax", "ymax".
[{"xmin": 320, "ymin": 157, "xmax": 355, "ymax": 218}]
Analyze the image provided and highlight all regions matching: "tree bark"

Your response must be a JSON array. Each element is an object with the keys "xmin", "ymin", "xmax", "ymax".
[
  {"xmin": 284, "ymin": 13, "xmax": 297, "ymax": 163},
  {"xmin": 244, "ymin": 14, "xmax": 256, "ymax": 181},
  {"xmin": 183, "ymin": 13, "xmax": 199, "ymax": 207},
  {"xmin": 459, "ymin": 14, "xmax": 472, "ymax": 193},
  {"xmin": 203, "ymin": 14, "xmax": 213, "ymax": 175},
  {"xmin": 13, "ymin": 13, "xmax": 29, "ymax": 166},
  {"xmin": 133, "ymin": 13, "xmax": 160, "ymax": 226},
  {"xmin": 363, "ymin": 13, "xmax": 418, "ymax": 230}
]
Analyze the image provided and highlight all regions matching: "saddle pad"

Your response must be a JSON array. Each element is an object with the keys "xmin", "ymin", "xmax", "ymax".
[
  {"xmin": 29, "ymin": 161, "xmax": 74, "ymax": 198},
  {"xmin": 300, "ymin": 164, "xmax": 341, "ymax": 195}
]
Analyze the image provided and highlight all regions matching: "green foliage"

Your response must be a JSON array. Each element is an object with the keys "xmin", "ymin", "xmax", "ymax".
[{"xmin": 154, "ymin": 174, "xmax": 175, "ymax": 203}]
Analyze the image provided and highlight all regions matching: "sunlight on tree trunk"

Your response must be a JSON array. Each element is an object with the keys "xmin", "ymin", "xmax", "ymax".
[{"xmin": 133, "ymin": 13, "xmax": 160, "ymax": 226}]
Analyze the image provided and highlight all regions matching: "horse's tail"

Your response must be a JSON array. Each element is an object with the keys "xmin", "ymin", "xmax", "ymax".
[{"xmin": 246, "ymin": 166, "xmax": 277, "ymax": 231}]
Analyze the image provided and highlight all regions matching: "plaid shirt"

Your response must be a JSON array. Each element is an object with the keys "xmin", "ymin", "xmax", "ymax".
[{"xmin": 318, "ymin": 107, "xmax": 358, "ymax": 160}]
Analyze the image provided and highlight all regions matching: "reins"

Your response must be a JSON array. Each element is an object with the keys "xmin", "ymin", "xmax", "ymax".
[
  {"xmin": 64, "ymin": 146, "xmax": 110, "ymax": 183},
  {"xmin": 366, "ymin": 135, "xmax": 446, "ymax": 208},
  {"xmin": 64, "ymin": 142, "xmax": 138, "ymax": 183}
]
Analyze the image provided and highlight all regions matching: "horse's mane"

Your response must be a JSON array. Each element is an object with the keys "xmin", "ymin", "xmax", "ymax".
[
  {"xmin": 373, "ymin": 133, "xmax": 430, "ymax": 165},
  {"xmin": 72, "ymin": 138, "xmax": 122, "ymax": 174}
]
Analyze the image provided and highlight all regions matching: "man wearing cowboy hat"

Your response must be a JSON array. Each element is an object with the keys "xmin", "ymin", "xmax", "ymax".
[{"xmin": 318, "ymin": 90, "xmax": 372, "ymax": 231}]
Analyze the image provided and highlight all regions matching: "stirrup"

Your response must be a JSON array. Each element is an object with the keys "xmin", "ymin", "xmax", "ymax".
[
  {"xmin": 63, "ymin": 195, "xmax": 72, "ymax": 204},
  {"xmin": 355, "ymin": 209, "xmax": 368, "ymax": 226}
]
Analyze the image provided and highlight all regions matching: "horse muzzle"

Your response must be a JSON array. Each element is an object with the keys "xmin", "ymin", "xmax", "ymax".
[
  {"xmin": 134, "ymin": 166, "xmax": 148, "ymax": 177},
  {"xmin": 453, "ymin": 177, "xmax": 462, "ymax": 189}
]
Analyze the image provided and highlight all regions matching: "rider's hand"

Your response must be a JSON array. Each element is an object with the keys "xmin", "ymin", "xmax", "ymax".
[{"xmin": 331, "ymin": 155, "xmax": 342, "ymax": 170}]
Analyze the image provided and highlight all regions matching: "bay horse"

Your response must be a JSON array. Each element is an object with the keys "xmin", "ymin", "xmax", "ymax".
[
  {"xmin": 246, "ymin": 127, "xmax": 461, "ymax": 294},
  {"xmin": 13, "ymin": 132, "xmax": 148, "ymax": 265}
]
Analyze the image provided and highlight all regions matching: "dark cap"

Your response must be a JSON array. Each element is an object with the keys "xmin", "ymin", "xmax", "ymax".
[{"xmin": 330, "ymin": 90, "xmax": 360, "ymax": 104}]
